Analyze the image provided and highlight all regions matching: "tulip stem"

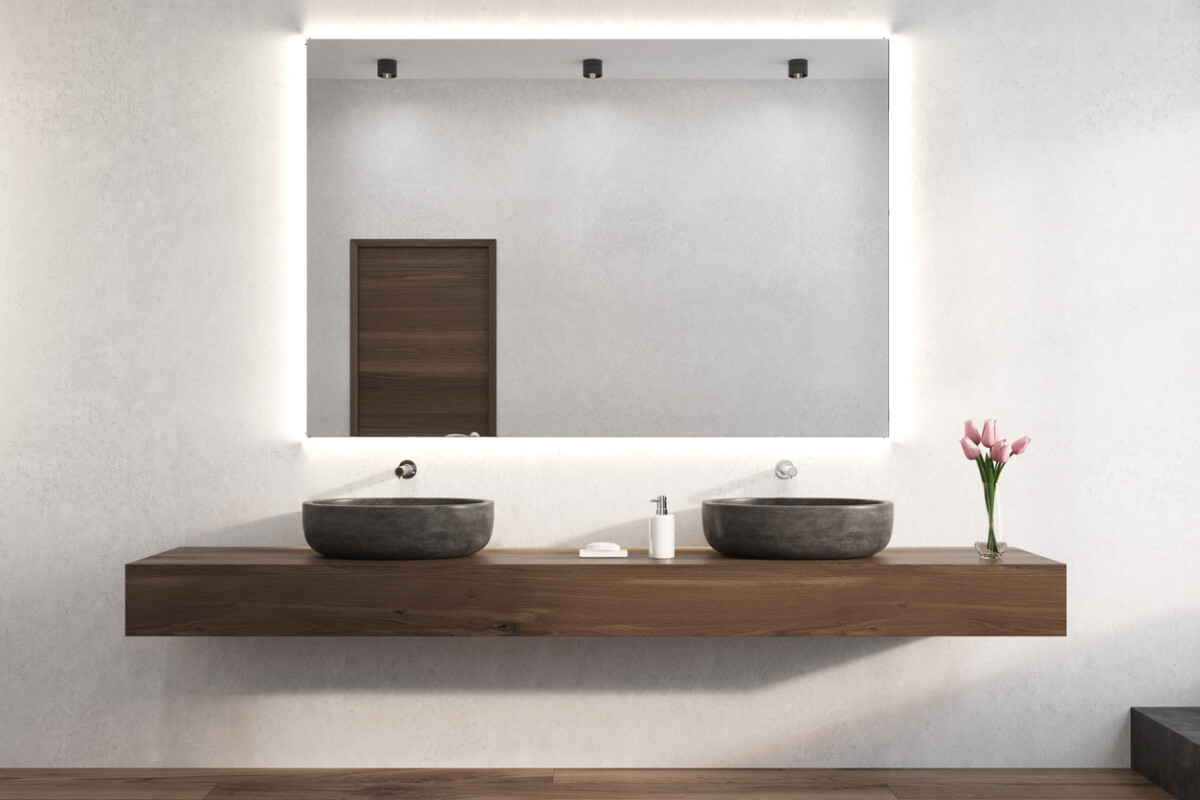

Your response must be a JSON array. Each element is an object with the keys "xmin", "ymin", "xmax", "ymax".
[{"xmin": 982, "ymin": 474, "xmax": 999, "ymax": 553}]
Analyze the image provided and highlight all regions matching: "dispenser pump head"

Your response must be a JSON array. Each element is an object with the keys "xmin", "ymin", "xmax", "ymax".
[{"xmin": 650, "ymin": 495, "xmax": 669, "ymax": 515}]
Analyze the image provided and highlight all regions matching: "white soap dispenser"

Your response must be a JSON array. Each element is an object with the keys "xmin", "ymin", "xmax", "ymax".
[{"xmin": 648, "ymin": 495, "xmax": 675, "ymax": 559}]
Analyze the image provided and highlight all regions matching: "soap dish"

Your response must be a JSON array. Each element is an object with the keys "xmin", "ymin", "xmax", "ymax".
[{"xmin": 579, "ymin": 542, "xmax": 628, "ymax": 558}]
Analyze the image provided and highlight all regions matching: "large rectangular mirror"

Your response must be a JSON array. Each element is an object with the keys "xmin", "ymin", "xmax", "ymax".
[{"xmin": 307, "ymin": 39, "xmax": 889, "ymax": 437}]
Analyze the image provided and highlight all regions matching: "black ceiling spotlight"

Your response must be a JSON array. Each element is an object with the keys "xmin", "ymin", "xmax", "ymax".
[
  {"xmin": 377, "ymin": 58, "xmax": 398, "ymax": 79},
  {"xmin": 583, "ymin": 58, "xmax": 603, "ymax": 79},
  {"xmin": 788, "ymin": 58, "xmax": 809, "ymax": 79}
]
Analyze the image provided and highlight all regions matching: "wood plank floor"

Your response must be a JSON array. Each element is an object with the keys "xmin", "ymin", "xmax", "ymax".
[{"xmin": 0, "ymin": 769, "xmax": 1172, "ymax": 799}]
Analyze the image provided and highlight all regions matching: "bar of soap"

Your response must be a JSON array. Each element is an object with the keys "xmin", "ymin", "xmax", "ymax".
[{"xmin": 580, "ymin": 542, "xmax": 628, "ymax": 558}]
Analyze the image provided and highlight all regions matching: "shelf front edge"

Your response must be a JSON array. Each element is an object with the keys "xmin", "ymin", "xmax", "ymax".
[{"xmin": 125, "ymin": 547, "xmax": 1066, "ymax": 637}]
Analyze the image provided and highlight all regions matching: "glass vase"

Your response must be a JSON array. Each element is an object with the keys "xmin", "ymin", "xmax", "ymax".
[{"xmin": 974, "ymin": 479, "xmax": 1006, "ymax": 559}]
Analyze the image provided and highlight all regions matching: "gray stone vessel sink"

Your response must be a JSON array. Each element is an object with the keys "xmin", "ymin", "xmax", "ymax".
[
  {"xmin": 302, "ymin": 498, "xmax": 494, "ymax": 560},
  {"xmin": 702, "ymin": 497, "xmax": 893, "ymax": 559}
]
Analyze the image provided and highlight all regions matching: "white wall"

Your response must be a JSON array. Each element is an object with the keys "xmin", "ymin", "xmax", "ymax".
[
  {"xmin": 307, "ymin": 78, "xmax": 888, "ymax": 437},
  {"xmin": 2, "ymin": 0, "xmax": 1198, "ymax": 768}
]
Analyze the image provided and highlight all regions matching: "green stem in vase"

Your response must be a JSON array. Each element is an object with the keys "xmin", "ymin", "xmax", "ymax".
[{"xmin": 982, "ymin": 477, "xmax": 998, "ymax": 553}]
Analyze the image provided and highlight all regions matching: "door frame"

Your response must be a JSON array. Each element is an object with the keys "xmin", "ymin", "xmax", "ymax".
[{"xmin": 349, "ymin": 239, "xmax": 497, "ymax": 436}]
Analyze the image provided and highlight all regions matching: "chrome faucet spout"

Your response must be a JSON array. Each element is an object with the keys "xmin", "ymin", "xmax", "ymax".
[{"xmin": 775, "ymin": 460, "xmax": 798, "ymax": 480}]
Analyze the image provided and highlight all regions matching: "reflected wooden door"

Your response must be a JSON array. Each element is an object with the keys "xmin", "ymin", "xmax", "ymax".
[{"xmin": 351, "ymin": 240, "xmax": 496, "ymax": 436}]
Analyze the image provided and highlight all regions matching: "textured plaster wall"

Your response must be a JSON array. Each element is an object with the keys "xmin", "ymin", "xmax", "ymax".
[{"xmin": 1, "ymin": 0, "xmax": 1199, "ymax": 768}]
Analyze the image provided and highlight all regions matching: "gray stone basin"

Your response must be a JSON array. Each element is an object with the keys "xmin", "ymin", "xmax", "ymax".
[
  {"xmin": 302, "ymin": 498, "xmax": 494, "ymax": 560},
  {"xmin": 702, "ymin": 497, "xmax": 893, "ymax": 559}
]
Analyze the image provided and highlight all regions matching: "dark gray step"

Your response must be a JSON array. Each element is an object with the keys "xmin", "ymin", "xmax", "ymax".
[{"xmin": 1133, "ymin": 707, "xmax": 1200, "ymax": 800}]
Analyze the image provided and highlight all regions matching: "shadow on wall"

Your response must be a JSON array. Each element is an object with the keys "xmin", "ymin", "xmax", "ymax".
[
  {"xmin": 714, "ymin": 643, "xmax": 1097, "ymax": 768},
  {"xmin": 715, "ymin": 616, "xmax": 1200, "ymax": 768},
  {"xmin": 139, "ymin": 622, "xmax": 1198, "ymax": 767},
  {"xmin": 154, "ymin": 635, "xmax": 917, "ymax": 695}
]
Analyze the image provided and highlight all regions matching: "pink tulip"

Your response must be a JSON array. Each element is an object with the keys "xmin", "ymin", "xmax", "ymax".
[
  {"xmin": 980, "ymin": 419, "xmax": 998, "ymax": 448},
  {"xmin": 1011, "ymin": 435, "xmax": 1031, "ymax": 455},
  {"xmin": 960, "ymin": 437, "xmax": 981, "ymax": 460},
  {"xmin": 964, "ymin": 420, "xmax": 982, "ymax": 445},
  {"xmin": 991, "ymin": 440, "xmax": 1011, "ymax": 463}
]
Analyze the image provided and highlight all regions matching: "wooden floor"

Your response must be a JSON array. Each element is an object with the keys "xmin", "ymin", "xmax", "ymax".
[{"xmin": 0, "ymin": 768, "xmax": 1172, "ymax": 799}]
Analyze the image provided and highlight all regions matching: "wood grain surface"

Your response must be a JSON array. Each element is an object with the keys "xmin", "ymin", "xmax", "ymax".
[
  {"xmin": 126, "ymin": 547, "xmax": 1066, "ymax": 637},
  {"xmin": 350, "ymin": 239, "xmax": 496, "ymax": 437},
  {"xmin": 0, "ymin": 769, "xmax": 1168, "ymax": 800}
]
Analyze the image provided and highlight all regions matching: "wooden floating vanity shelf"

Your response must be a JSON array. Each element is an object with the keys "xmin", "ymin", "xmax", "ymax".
[{"xmin": 126, "ymin": 547, "xmax": 1065, "ymax": 637}]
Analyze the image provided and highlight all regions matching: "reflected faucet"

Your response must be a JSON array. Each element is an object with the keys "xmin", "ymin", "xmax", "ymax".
[{"xmin": 775, "ymin": 460, "xmax": 798, "ymax": 480}]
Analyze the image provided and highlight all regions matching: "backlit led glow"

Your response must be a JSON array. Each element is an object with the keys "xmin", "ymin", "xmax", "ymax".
[
  {"xmin": 302, "ymin": 23, "xmax": 890, "ymax": 41},
  {"xmin": 887, "ymin": 36, "xmax": 916, "ymax": 442},
  {"xmin": 302, "ymin": 434, "xmax": 892, "ymax": 462},
  {"xmin": 292, "ymin": 24, "xmax": 905, "ymax": 449},
  {"xmin": 282, "ymin": 34, "xmax": 308, "ymax": 440}
]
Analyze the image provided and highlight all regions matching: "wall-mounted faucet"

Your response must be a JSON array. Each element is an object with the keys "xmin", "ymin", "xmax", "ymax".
[
  {"xmin": 775, "ymin": 460, "xmax": 798, "ymax": 480},
  {"xmin": 395, "ymin": 460, "xmax": 418, "ymax": 479}
]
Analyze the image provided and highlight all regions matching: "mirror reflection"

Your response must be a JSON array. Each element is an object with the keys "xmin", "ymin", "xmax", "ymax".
[{"xmin": 307, "ymin": 39, "xmax": 889, "ymax": 437}]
